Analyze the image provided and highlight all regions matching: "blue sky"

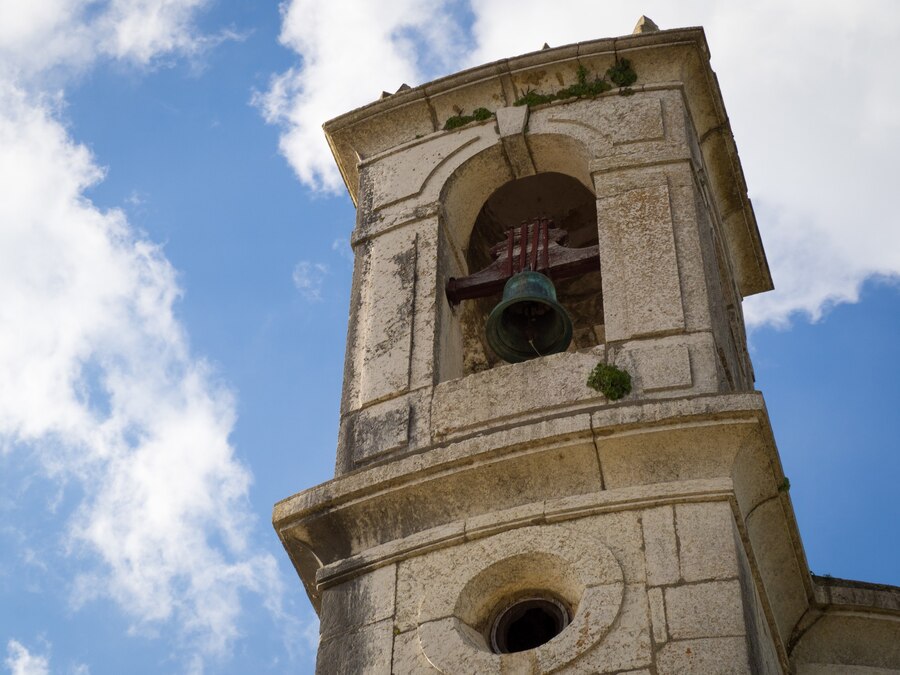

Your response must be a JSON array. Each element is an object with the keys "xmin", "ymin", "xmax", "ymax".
[{"xmin": 0, "ymin": 1, "xmax": 898, "ymax": 673}]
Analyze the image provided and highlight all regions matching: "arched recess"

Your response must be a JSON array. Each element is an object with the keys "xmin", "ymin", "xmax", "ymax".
[{"xmin": 436, "ymin": 133, "xmax": 602, "ymax": 382}]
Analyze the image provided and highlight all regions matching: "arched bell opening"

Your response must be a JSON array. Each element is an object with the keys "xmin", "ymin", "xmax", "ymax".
[{"xmin": 454, "ymin": 172, "xmax": 605, "ymax": 375}]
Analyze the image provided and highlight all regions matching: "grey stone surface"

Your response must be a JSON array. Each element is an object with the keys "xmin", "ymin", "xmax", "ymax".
[
  {"xmin": 656, "ymin": 637, "xmax": 752, "ymax": 674},
  {"xmin": 496, "ymin": 106, "xmax": 535, "ymax": 178},
  {"xmin": 316, "ymin": 617, "xmax": 394, "ymax": 674},
  {"xmin": 431, "ymin": 348, "xmax": 605, "ymax": 437},
  {"xmin": 676, "ymin": 501, "xmax": 739, "ymax": 582},
  {"xmin": 736, "ymin": 537, "xmax": 783, "ymax": 674},
  {"xmin": 558, "ymin": 511, "xmax": 646, "ymax": 584},
  {"xmin": 353, "ymin": 226, "xmax": 416, "ymax": 406},
  {"xmin": 648, "ymin": 586, "xmax": 668, "ymax": 644},
  {"xmin": 348, "ymin": 396, "xmax": 409, "ymax": 465},
  {"xmin": 319, "ymin": 564, "xmax": 396, "ymax": 638},
  {"xmin": 597, "ymin": 182, "xmax": 685, "ymax": 341},
  {"xmin": 665, "ymin": 580, "xmax": 745, "ymax": 639},
  {"xmin": 744, "ymin": 497, "xmax": 808, "ymax": 643},
  {"xmin": 633, "ymin": 15, "xmax": 660, "ymax": 33},
  {"xmin": 791, "ymin": 613, "xmax": 900, "ymax": 671},
  {"xmin": 797, "ymin": 666, "xmax": 900, "ymax": 674},
  {"xmin": 596, "ymin": 421, "xmax": 746, "ymax": 491},
  {"xmin": 628, "ymin": 342, "xmax": 693, "ymax": 393},
  {"xmin": 556, "ymin": 584, "xmax": 652, "ymax": 674},
  {"xmin": 391, "ymin": 629, "xmax": 439, "ymax": 673},
  {"xmin": 642, "ymin": 505, "xmax": 679, "ymax": 586}
]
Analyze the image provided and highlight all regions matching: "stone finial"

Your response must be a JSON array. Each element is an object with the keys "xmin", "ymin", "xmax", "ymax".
[
  {"xmin": 542, "ymin": 42, "xmax": 551, "ymax": 50},
  {"xmin": 380, "ymin": 84, "xmax": 412, "ymax": 100},
  {"xmin": 633, "ymin": 16, "xmax": 659, "ymax": 34}
]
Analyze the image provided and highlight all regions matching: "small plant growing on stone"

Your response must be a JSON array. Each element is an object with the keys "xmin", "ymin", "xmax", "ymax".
[
  {"xmin": 777, "ymin": 477, "xmax": 791, "ymax": 493},
  {"xmin": 514, "ymin": 88, "xmax": 557, "ymax": 107},
  {"xmin": 587, "ymin": 362, "xmax": 632, "ymax": 401},
  {"xmin": 607, "ymin": 58, "xmax": 638, "ymax": 87},
  {"xmin": 513, "ymin": 63, "xmax": 621, "ymax": 107},
  {"xmin": 443, "ymin": 107, "xmax": 495, "ymax": 130}
]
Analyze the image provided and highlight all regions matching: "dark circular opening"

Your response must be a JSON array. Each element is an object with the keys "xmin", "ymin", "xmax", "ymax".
[{"xmin": 490, "ymin": 597, "xmax": 570, "ymax": 654}]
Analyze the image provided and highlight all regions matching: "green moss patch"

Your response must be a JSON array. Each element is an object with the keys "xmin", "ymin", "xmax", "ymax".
[
  {"xmin": 587, "ymin": 362, "xmax": 632, "ymax": 401},
  {"xmin": 513, "ymin": 60, "xmax": 637, "ymax": 107},
  {"xmin": 443, "ymin": 107, "xmax": 494, "ymax": 131}
]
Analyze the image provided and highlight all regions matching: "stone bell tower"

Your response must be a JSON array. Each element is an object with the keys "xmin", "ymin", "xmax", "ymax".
[{"xmin": 275, "ymin": 22, "xmax": 900, "ymax": 675}]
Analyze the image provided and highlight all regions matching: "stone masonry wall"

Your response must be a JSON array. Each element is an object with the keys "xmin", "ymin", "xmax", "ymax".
[{"xmin": 315, "ymin": 499, "xmax": 758, "ymax": 674}]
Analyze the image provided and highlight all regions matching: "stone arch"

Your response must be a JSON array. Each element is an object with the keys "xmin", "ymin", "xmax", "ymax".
[
  {"xmin": 440, "ymin": 132, "xmax": 595, "ymax": 258},
  {"xmin": 436, "ymin": 131, "xmax": 602, "ymax": 381}
]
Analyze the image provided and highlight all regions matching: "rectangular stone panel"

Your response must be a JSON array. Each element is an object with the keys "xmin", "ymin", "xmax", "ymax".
[
  {"xmin": 676, "ymin": 502, "xmax": 739, "ymax": 582},
  {"xmin": 350, "ymin": 397, "xmax": 410, "ymax": 465},
  {"xmin": 432, "ymin": 348, "xmax": 604, "ymax": 437},
  {"xmin": 648, "ymin": 587, "xmax": 668, "ymax": 644},
  {"xmin": 597, "ymin": 182, "xmax": 685, "ymax": 341},
  {"xmin": 356, "ymin": 228, "xmax": 417, "ymax": 406},
  {"xmin": 316, "ymin": 617, "xmax": 394, "ymax": 674},
  {"xmin": 612, "ymin": 96, "xmax": 665, "ymax": 145},
  {"xmin": 656, "ymin": 637, "xmax": 752, "ymax": 675},
  {"xmin": 643, "ymin": 505, "xmax": 679, "ymax": 586},
  {"xmin": 319, "ymin": 564, "xmax": 397, "ymax": 639},
  {"xmin": 665, "ymin": 580, "xmax": 745, "ymax": 639},
  {"xmin": 624, "ymin": 342, "xmax": 692, "ymax": 393}
]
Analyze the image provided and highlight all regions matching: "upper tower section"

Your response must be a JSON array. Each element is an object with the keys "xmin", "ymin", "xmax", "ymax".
[{"xmin": 325, "ymin": 26, "xmax": 772, "ymax": 475}]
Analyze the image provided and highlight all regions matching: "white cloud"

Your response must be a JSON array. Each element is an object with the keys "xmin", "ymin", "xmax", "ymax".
[
  {"xmin": 4, "ymin": 640, "xmax": 49, "ymax": 675},
  {"xmin": 0, "ymin": 2, "xmax": 292, "ymax": 669},
  {"xmin": 331, "ymin": 238, "xmax": 353, "ymax": 262},
  {"xmin": 0, "ymin": 82, "xmax": 283, "ymax": 666},
  {"xmin": 255, "ymin": 0, "xmax": 470, "ymax": 191},
  {"xmin": 293, "ymin": 261, "xmax": 329, "ymax": 301},
  {"xmin": 0, "ymin": 0, "xmax": 297, "ymax": 653},
  {"xmin": 265, "ymin": 0, "xmax": 900, "ymax": 326},
  {"xmin": 0, "ymin": 0, "xmax": 219, "ymax": 83}
]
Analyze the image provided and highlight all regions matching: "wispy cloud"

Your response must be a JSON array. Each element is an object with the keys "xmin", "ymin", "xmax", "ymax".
[
  {"xmin": 0, "ymin": 3, "xmax": 288, "ymax": 672},
  {"xmin": 5, "ymin": 640, "xmax": 49, "ymax": 675},
  {"xmin": 263, "ymin": 0, "xmax": 900, "ymax": 327},
  {"xmin": 331, "ymin": 238, "xmax": 352, "ymax": 262},
  {"xmin": 0, "ymin": 82, "xmax": 283, "ymax": 667},
  {"xmin": 292, "ymin": 260, "xmax": 329, "ymax": 301},
  {"xmin": 255, "ymin": 0, "xmax": 470, "ymax": 191}
]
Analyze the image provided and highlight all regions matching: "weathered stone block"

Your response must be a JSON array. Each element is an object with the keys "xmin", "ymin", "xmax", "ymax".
[
  {"xmin": 665, "ymin": 580, "xmax": 745, "ymax": 639},
  {"xmin": 559, "ymin": 584, "xmax": 652, "ymax": 674},
  {"xmin": 656, "ymin": 637, "xmax": 752, "ymax": 675},
  {"xmin": 554, "ymin": 511, "xmax": 646, "ymax": 584},
  {"xmin": 643, "ymin": 505, "xmax": 680, "ymax": 586},
  {"xmin": 496, "ymin": 106, "xmax": 535, "ymax": 178},
  {"xmin": 648, "ymin": 586, "xmax": 668, "ymax": 644},
  {"xmin": 676, "ymin": 502, "xmax": 739, "ymax": 582},
  {"xmin": 622, "ymin": 342, "xmax": 693, "ymax": 393},
  {"xmin": 349, "ymin": 397, "xmax": 410, "ymax": 465},
  {"xmin": 612, "ymin": 96, "xmax": 665, "ymax": 146},
  {"xmin": 431, "ymin": 349, "xmax": 604, "ymax": 437},
  {"xmin": 596, "ymin": 423, "xmax": 742, "ymax": 491},
  {"xmin": 596, "ymin": 181, "xmax": 685, "ymax": 341},
  {"xmin": 355, "ymin": 227, "xmax": 416, "ymax": 406},
  {"xmin": 744, "ymin": 497, "xmax": 811, "ymax": 643},
  {"xmin": 319, "ymin": 564, "xmax": 397, "ymax": 639},
  {"xmin": 316, "ymin": 617, "xmax": 394, "ymax": 674},
  {"xmin": 392, "ymin": 629, "xmax": 439, "ymax": 673}
]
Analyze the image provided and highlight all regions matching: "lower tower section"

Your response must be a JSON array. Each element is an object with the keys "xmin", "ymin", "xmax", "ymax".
[{"xmin": 276, "ymin": 393, "xmax": 804, "ymax": 673}]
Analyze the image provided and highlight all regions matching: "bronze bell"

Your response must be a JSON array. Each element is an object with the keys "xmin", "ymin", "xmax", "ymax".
[{"xmin": 486, "ymin": 271, "xmax": 573, "ymax": 363}]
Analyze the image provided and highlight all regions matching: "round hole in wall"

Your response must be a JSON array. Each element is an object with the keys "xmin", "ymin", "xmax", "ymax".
[{"xmin": 490, "ymin": 596, "xmax": 570, "ymax": 654}]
